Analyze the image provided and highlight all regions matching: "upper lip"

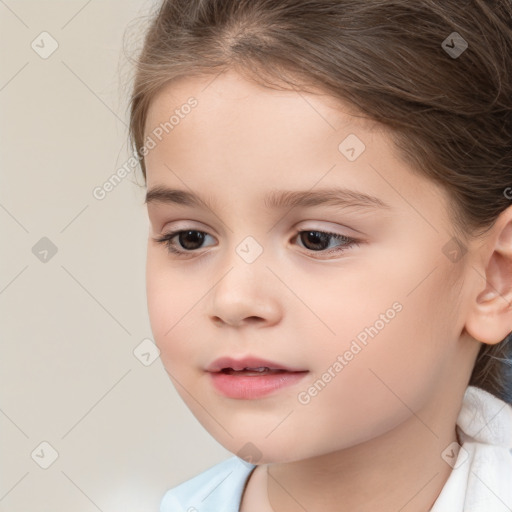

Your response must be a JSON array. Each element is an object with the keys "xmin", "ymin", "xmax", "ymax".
[{"xmin": 206, "ymin": 356, "xmax": 308, "ymax": 373}]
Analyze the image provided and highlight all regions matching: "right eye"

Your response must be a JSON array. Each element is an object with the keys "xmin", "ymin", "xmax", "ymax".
[{"xmin": 153, "ymin": 229, "xmax": 215, "ymax": 256}]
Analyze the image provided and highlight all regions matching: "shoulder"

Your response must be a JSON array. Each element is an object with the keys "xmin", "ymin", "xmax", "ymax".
[{"xmin": 160, "ymin": 456, "xmax": 256, "ymax": 512}]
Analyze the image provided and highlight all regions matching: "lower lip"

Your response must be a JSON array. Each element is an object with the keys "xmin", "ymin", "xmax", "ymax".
[{"xmin": 208, "ymin": 371, "xmax": 309, "ymax": 399}]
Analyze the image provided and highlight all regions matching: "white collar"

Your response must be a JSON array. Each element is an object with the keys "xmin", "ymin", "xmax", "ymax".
[{"xmin": 431, "ymin": 385, "xmax": 512, "ymax": 511}]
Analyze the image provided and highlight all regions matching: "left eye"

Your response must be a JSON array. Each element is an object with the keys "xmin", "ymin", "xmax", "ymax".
[
  {"xmin": 294, "ymin": 230, "xmax": 359, "ymax": 254},
  {"xmin": 153, "ymin": 229, "xmax": 360, "ymax": 257}
]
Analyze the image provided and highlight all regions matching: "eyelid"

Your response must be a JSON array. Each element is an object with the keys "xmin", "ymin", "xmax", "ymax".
[
  {"xmin": 155, "ymin": 219, "xmax": 215, "ymax": 236},
  {"xmin": 295, "ymin": 221, "xmax": 363, "ymax": 238},
  {"xmin": 156, "ymin": 221, "xmax": 358, "ymax": 243}
]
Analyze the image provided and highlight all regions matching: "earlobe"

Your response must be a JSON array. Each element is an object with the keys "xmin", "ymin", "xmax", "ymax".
[{"xmin": 464, "ymin": 207, "xmax": 512, "ymax": 346}]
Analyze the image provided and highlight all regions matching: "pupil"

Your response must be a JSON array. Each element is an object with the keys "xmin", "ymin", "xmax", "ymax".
[
  {"xmin": 301, "ymin": 231, "xmax": 328, "ymax": 251},
  {"xmin": 180, "ymin": 230, "xmax": 204, "ymax": 250}
]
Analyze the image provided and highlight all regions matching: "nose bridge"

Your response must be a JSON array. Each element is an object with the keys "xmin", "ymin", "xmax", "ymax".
[
  {"xmin": 219, "ymin": 203, "xmax": 270, "ymax": 268},
  {"xmin": 216, "ymin": 232, "xmax": 268, "ymax": 296},
  {"xmin": 234, "ymin": 232, "xmax": 266, "ymax": 265}
]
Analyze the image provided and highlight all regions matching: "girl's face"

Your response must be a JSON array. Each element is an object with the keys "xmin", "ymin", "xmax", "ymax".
[{"xmin": 143, "ymin": 70, "xmax": 481, "ymax": 463}]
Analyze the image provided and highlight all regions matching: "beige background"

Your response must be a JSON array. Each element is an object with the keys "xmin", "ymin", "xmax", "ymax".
[{"xmin": 0, "ymin": 2, "xmax": 230, "ymax": 511}]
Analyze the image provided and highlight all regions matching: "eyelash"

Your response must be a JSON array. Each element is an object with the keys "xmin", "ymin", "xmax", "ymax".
[{"xmin": 153, "ymin": 228, "xmax": 361, "ymax": 258}]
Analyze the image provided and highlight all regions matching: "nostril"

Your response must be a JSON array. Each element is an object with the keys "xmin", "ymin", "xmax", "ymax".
[{"xmin": 246, "ymin": 316, "xmax": 263, "ymax": 324}]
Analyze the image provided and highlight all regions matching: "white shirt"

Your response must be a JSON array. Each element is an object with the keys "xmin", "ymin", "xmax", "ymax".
[{"xmin": 160, "ymin": 385, "xmax": 512, "ymax": 512}]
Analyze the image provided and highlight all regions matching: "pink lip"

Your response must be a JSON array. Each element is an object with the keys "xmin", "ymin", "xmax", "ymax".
[
  {"xmin": 206, "ymin": 355, "xmax": 307, "ymax": 373},
  {"xmin": 208, "ymin": 371, "xmax": 308, "ymax": 399}
]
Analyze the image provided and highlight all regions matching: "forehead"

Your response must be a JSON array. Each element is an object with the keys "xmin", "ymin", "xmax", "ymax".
[
  {"xmin": 144, "ymin": 70, "xmax": 392, "ymax": 186},
  {"xmin": 146, "ymin": 75, "xmax": 376, "ymax": 195},
  {"xmin": 145, "ymin": 69, "xmax": 381, "ymax": 137}
]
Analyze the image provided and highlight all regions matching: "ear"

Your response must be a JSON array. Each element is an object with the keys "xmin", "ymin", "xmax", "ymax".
[{"xmin": 464, "ymin": 205, "xmax": 512, "ymax": 345}]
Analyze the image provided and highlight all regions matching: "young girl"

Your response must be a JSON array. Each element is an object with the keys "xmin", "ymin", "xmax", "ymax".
[{"xmin": 127, "ymin": 1, "xmax": 512, "ymax": 510}]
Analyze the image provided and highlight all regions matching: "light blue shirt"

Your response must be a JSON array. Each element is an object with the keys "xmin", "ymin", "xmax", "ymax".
[
  {"xmin": 160, "ymin": 386, "xmax": 512, "ymax": 512},
  {"xmin": 160, "ymin": 455, "xmax": 256, "ymax": 512}
]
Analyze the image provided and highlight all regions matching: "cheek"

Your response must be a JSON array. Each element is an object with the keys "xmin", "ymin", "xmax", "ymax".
[
  {"xmin": 145, "ymin": 251, "xmax": 202, "ymax": 371},
  {"xmin": 283, "ymin": 302, "xmax": 448, "ymax": 459},
  {"xmin": 290, "ymin": 257, "xmax": 458, "ymax": 442}
]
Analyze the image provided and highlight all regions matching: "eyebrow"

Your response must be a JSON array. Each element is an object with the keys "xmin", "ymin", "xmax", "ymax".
[{"xmin": 144, "ymin": 185, "xmax": 392, "ymax": 211}]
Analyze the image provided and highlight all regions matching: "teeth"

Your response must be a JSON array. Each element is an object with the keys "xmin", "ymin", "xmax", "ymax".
[
  {"xmin": 222, "ymin": 367, "xmax": 273, "ymax": 372},
  {"xmin": 221, "ymin": 366, "xmax": 284, "ymax": 375}
]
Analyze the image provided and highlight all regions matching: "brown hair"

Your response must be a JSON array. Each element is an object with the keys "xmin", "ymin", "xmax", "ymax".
[{"xmin": 126, "ymin": 0, "xmax": 512, "ymax": 402}]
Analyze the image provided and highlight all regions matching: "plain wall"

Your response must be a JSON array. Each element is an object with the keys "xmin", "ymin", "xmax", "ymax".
[{"xmin": 0, "ymin": 2, "xmax": 230, "ymax": 511}]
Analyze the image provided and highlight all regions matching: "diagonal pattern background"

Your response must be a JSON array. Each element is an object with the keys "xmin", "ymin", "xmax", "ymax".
[{"xmin": 0, "ymin": 1, "xmax": 230, "ymax": 511}]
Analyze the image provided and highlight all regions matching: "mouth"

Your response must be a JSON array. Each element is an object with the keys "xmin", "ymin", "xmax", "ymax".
[{"xmin": 218, "ymin": 367, "xmax": 306, "ymax": 376}]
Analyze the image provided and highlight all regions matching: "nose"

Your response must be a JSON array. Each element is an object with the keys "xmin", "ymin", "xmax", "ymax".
[{"xmin": 208, "ymin": 260, "xmax": 283, "ymax": 329}]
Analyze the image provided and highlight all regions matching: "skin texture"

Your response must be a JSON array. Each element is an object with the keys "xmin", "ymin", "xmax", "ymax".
[{"xmin": 143, "ymin": 69, "xmax": 512, "ymax": 512}]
